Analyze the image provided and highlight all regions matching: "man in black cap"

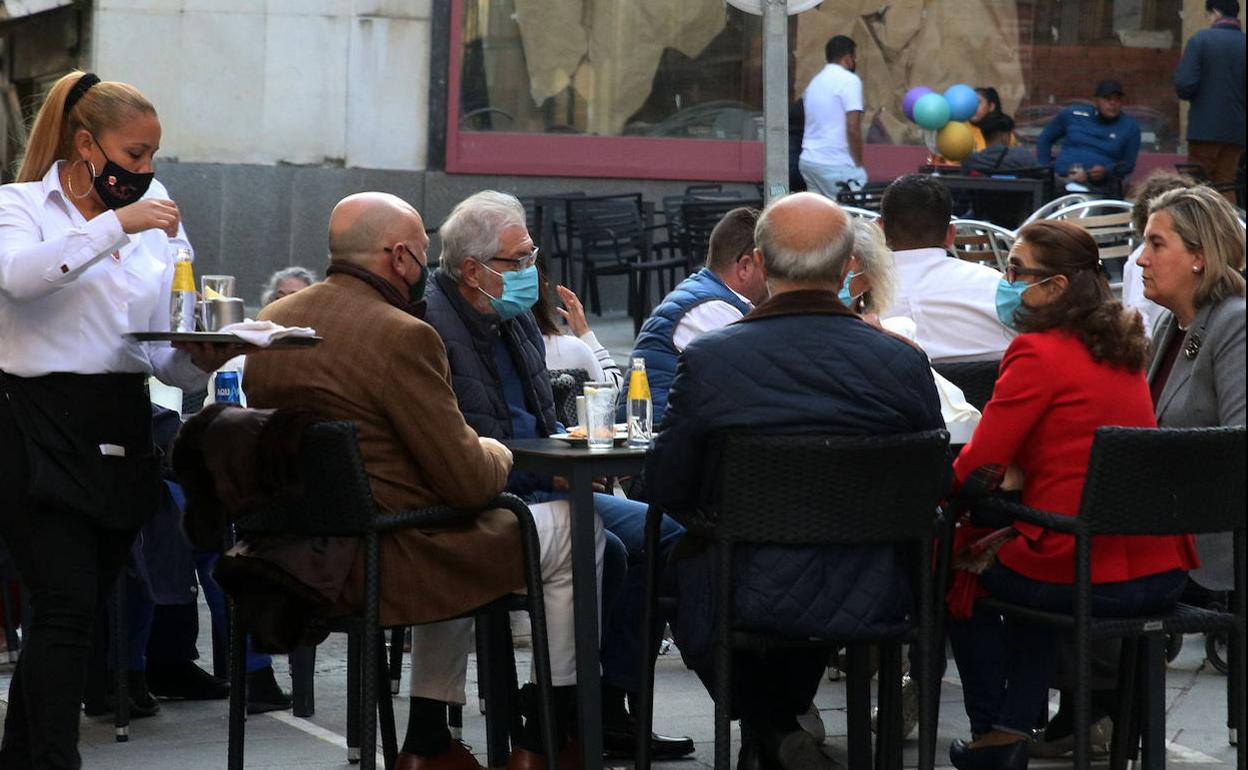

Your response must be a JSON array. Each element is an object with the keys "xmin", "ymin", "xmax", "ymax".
[{"xmin": 1036, "ymin": 79, "xmax": 1142, "ymax": 196}]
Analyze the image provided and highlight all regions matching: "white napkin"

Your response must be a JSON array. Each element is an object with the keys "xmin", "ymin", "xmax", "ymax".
[{"xmin": 218, "ymin": 320, "xmax": 317, "ymax": 347}]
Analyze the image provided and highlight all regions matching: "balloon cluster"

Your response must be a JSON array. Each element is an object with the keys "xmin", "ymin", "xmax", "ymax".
[{"xmin": 903, "ymin": 83, "xmax": 978, "ymax": 161}]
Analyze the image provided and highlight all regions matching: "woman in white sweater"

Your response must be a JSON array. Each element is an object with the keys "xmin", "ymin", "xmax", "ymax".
[{"xmin": 533, "ymin": 275, "xmax": 624, "ymax": 391}]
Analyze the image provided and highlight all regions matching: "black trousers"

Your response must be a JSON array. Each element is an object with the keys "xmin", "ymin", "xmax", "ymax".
[{"xmin": 0, "ymin": 386, "xmax": 141, "ymax": 770}]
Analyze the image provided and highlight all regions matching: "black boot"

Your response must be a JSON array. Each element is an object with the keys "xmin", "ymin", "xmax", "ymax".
[
  {"xmin": 245, "ymin": 665, "xmax": 292, "ymax": 714},
  {"xmin": 602, "ymin": 684, "xmax": 695, "ymax": 759}
]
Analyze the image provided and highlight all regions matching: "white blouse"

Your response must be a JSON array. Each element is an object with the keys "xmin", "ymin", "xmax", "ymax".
[{"xmin": 0, "ymin": 161, "xmax": 206, "ymax": 391}]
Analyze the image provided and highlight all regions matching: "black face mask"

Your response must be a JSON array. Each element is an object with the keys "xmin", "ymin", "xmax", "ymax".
[
  {"xmin": 408, "ymin": 259, "xmax": 429, "ymax": 303},
  {"xmin": 90, "ymin": 135, "xmax": 154, "ymax": 210}
]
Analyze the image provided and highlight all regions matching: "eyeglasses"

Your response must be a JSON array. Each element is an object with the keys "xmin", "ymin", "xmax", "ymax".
[
  {"xmin": 1005, "ymin": 263, "xmax": 1057, "ymax": 283},
  {"xmin": 485, "ymin": 247, "xmax": 539, "ymax": 272}
]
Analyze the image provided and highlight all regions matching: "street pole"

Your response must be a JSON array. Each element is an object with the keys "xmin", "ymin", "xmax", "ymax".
[{"xmin": 761, "ymin": 0, "xmax": 789, "ymax": 203}]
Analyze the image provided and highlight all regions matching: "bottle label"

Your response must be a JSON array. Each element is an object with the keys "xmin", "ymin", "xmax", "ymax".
[
  {"xmin": 628, "ymin": 368, "xmax": 651, "ymax": 401},
  {"xmin": 172, "ymin": 260, "xmax": 195, "ymax": 292}
]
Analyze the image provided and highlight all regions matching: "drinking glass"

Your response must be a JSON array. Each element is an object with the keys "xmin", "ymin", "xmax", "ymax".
[
  {"xmin": 582, "ymin": 382, "xmax": 616, "ymax": 451},
  {"xmin": 201, "ymin": 274, "xmax": 237, "ymax": 299}
]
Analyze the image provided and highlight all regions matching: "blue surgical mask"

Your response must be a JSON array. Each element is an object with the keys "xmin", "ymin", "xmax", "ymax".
[
  {"xmin": 479, "ymin": 263, "xmax": 539, "ymax": 320},
  {"xmin": 838, "ymin": 271, "xmax": 861, "ymax": 309},
  {"xmin": 994, "ymin": 276, "xmax": 1052, "ymax": 330}
]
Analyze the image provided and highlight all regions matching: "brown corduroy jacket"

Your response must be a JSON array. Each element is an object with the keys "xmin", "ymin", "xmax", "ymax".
[{"xmin": 244, "ymin": 273, "xmax": 524, "ymax": 627}]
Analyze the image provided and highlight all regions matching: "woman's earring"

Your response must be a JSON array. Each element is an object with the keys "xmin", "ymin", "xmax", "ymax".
[
  {"xmin": 1192, "ymin": 264, "xmax": 1204, "ymax": 273},
  {"xmin": 65, "ymin": 158, "xmax": 96, "ymax": 200}
]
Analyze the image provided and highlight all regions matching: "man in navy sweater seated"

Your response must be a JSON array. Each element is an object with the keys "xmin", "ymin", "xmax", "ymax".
[{"xmin": 1037, "ymin": 79, "xmax": 1141, "ymax": 196}]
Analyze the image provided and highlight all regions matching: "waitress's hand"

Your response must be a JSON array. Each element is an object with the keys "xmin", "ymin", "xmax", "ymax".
[
  {"xmin": 173, "ymin": 342, "xmax": 253, "ymax": 373},
  {"xmin": 555, "ymin": 285, "xmax": 591, "ymax": 337},
  {"xmin": 116, "ymin": 199, "xmax": 180, "ymax": 237}
]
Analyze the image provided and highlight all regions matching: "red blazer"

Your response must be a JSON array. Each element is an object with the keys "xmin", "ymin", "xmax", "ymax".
[{"xmin": 954, "ymin": 330, "xmax": 1198, "ymax": 584}]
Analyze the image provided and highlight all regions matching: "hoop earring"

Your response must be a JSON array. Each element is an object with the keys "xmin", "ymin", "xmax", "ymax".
[{"xmin": 65, "ymin": 159, "xmax": 96, "ymax": 200}]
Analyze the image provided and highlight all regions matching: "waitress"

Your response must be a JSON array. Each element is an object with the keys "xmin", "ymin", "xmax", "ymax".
[{"xmin": 0, "ymin": 71, "xmax": 237, "ymax": 768}]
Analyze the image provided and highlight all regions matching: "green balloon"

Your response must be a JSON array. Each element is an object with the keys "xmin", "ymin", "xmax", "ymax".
[{"xmin": 913, "ymin": 93, "xmax": 951, "ymax": 131}]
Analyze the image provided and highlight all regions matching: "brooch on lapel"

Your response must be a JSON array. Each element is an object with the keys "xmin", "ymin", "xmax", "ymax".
[{"xmin": 1183, "ymin": 333, "xmax": 1202, "ymax": 360}]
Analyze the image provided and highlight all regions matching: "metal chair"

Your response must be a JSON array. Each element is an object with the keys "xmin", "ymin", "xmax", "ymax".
[
  {"xmin": 225, "ymin": 420, "xmax": 558, "ymax": 770},
  {"xmin": 566, "ymin": 194, "xmax": 649, "ymax": 318},
  {"xmin": 679, "ymin": 197, "xmax": 763, "ymax": 269},
  {"xmin": 1044, "ymin": 199, "xmax": 1137, "ymax": 288},
  {"xmin": 968, "ymin": 426, "xmax": 1245, "ymax": 770},
  {"xmin": 835, "ymin": 182, "xmax": 890, "ymax": 213},
  {"xmin": 841, "ymin": 205, "xmax": 880, "ymax": 221},
  {"xmin": 636, "ymin": 429, "xmax": 952, "ymax": 770},
  {"xmin": 1019, "ymin": 192, "xmax": 1098, "ymax": 228},
  {"xmin": 951, "ymin": 220, "xmax": 1014, "ymax": 271},
  {"xmin": 931, "ymin": 359, "xmax": 1001, "ymax": 412}
]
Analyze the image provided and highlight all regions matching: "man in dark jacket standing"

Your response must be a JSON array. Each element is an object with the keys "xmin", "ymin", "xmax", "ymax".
[
  {"xmin": 645, "ymin": 192, "xmax": 943, "ymax": 770},
  {"xmin": 1175, "ymin": 0, "xmax": 1245, "ymax": 203}
]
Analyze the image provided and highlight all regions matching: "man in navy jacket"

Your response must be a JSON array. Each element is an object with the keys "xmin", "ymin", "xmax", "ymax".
[
  {"xmin": 1037, "ymin": 79, "xmax": 1141, "ymax": 196},
  {"xmin": 1175, "ymin": 0, "xmax": 1245, "ymax": 203},
  {"xmin": 645, "ymin": 193, "xmax": 942, "ymax": 769}
]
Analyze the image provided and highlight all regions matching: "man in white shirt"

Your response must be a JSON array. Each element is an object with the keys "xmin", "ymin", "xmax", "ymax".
[
  {"xmin": 800, "ymin": 35, "xmax": 867, "ymax": 196},
  {"xmin": 878, "ymin": 175, "xmax": 1015, "ymax": 362},
  {"xmin": 629, "ymin": 207, "xmax": 767, "ymax": 424}
]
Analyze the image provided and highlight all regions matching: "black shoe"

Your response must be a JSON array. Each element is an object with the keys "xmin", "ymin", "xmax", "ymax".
[
  {"xmin": 246, "ymin": 665, "xmax": 292, "ymax": 714},
  {"xmin": 602, "ymin": 717, "xmax": 695, "ymax": 759},
  {"xmin": 949, "ymin": 738, "xmax": 1029, "ymax": 770},
  {"xmin": 83, "ymin": 671, "xmax": 161, "ymax": 719},
  {"xmin": 147, "ymin": 661, "xmax": 230, "ymax": 700}
]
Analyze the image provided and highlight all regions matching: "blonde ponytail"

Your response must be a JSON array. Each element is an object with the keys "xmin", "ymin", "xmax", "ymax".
[{"xmin": 16, "ymin": 70, "xmax": 156, "ymax": 184}]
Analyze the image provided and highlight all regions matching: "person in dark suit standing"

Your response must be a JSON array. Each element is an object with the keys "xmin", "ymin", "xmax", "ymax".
[
  {"xmin": 645, "ymin": 192, "xmax": 943, "ymax": 770},
  {"xmin": 1175, "ymin": 0, "xmax": 1246, "ymax": 203}
]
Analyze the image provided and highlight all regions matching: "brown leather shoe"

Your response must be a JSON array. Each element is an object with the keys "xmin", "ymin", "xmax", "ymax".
[
  {"xmin": 504, "ymin": 741, "xmax": 582, "ymax": 770},
  {"xmin": 396, "ymin": 741, "xmax": 483, "ymax": 770}
]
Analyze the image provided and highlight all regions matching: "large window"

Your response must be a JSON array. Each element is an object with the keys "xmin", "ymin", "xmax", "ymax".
[{"xmin": 446, "ymin": 0, "xmax": 1190, "ymax": 181}]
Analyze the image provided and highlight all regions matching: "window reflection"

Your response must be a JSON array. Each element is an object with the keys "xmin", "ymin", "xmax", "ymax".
[{"xmin": 458, "ymin": 0, "xmax": 1186, "ymax": 152}]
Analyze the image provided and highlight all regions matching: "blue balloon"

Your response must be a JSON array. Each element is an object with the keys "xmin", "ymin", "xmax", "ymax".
[
  {"xmin": 913, "ymin": 93, "xmax": 951, "ymax": 131},
  {"xmin": 944, "ymin": 84, "xmax": 979, "ymax": 122}
]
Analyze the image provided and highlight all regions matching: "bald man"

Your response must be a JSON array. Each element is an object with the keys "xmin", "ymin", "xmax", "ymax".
[
  {"xmin": 244, "ymin": 192, "xmax": 584, "ymax": 770},
  {"xmin": 645, "ymin": 193, "xmax": 942, "ymax": 769}
]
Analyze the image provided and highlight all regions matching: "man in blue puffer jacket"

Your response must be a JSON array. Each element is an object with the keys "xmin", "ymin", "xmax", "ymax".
[
  {"xmin": 1036, "ymin": 79, "xmax": 1142, "ymax": 196},
  {"xmin": 628, "ymin": 206, "xmax": 769, "ymax": 425},
  {"xmin": 645, "ymin": 192, "xmax": 943, "ymax": 769}
]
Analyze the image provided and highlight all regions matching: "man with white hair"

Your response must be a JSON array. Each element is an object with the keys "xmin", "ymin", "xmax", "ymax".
[
  {"xmin": 646, "ymin": 192, "xmax": 942, "ymax": 770},
  {"xmin": 422, "ymin": 191, "xmax": 694, "ymax": 760}
]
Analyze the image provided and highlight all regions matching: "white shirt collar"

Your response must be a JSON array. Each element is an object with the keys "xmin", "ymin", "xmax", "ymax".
[
  {"xmin": 891, "ymin": 247, "xmax": 949, "ymax": 263},
  {"xmin": 41, "ymin": 160, "xmax": 71, "ymax": 206}
]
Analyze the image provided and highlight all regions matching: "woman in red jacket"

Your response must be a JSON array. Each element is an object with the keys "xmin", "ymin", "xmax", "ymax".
[{"xmin": 946, "ymin": 220, "xmax": 1198, "ymax": 770}]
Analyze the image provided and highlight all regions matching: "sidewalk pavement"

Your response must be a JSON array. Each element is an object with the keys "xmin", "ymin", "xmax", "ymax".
[{"xmin": 0, "ymin": 606, "xmax": 1237, "ymax": 769}]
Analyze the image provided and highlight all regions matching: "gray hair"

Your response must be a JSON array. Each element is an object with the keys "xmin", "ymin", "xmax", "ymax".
[
  {"xmin": 851, "ymin": 219, "xmax": 898, "ymax": 315},
  {"xmin": 437, "ymin": 190, "xmax": 527, "ymax": 279},
  {"xmin": 260, "ymin": 266, "xmax": 317, "ymax": 306},
  {"xmin": 755, "ymin": 201, "xmax": 855, "ymax": 283}
]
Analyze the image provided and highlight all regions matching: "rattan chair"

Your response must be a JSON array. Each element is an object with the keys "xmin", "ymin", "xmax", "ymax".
[
  {"xmin": 225, "ymin": 420, "xmax": 558, "ymax": 770},
  {"xmin": 967, "ymin": 426, "xmax": 1245, "ymax": 770},
  {"xmin": 635, "ymin": 429, "xmax": 952, "ymax": 770},
  {"xmin": 931, "ymin": 360, "xmax": 1001, "ymax": 412}
]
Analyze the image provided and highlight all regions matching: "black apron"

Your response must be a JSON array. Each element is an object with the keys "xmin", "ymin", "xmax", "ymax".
[{"xmin": 0, "ymin": 371, "xmax": 162, "ymax": 530}]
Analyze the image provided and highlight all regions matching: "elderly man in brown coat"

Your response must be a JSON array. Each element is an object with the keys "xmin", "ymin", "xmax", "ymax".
[{"xmin": 245, "ymin": 192, "xmax": 590, "ymax": 770}]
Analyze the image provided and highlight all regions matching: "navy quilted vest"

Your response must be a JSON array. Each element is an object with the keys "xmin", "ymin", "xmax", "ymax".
[
  {"xmin": 631, "ymin": 268, "xmax": 751, "ymax": 424},
  {"xmin": 423, "ymin": 270, "xmax": 557, "ymax": 442}
]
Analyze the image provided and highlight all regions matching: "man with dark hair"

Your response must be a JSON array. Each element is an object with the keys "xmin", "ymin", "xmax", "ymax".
[
  {"xmin": 800, "ymin": 35, "xmax": 867, "ymax": 196},
  {"xmin": 628, "ymin": 207, "xmax": 767, "ymax": 424},
  {"xmin": 960, "ymin": 113, "xmax": 1036, "ymax": 174},
  {"xmin": 1175, "ymin": 0, "xmax": 1245, "ymax": 203},
  {"xmin": 878, "ymin": 175, "xmax": 1014, "ymax": 362},
  {"xmin": 1036, "ymin": 79, "xmax": 1141, "ymax": 195}
]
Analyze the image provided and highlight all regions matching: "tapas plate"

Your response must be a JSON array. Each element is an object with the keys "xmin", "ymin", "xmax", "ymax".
[{"xmin": 549, "ymin": 424, "xmax": 630, "ymax": 447}]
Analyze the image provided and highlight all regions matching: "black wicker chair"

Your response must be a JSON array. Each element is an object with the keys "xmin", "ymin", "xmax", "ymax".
[
  {"xmin": 225, "ymin": 420, "xmax": 558, "ymax": 770},
  {"xmin": 932, "ymin": 359, "xmax": 1001, "ymax": 412},
  {"xmin": 566, "ymin": 194, "xmax": 648, "ymax": 318},
  {"xmin": 635, "ymin": 429, "xmax": 952, "ymax": 770},
  {"xmin": 548, "ymin": 368, "xmax": 592, "ymax": 429},
  {"xmin": 967, "ymin": 426, "xmax": 1245, "ymax": 770},
  {"xmin": 679, "ymin": 198, "xmax": 763, "ymax": 269}
]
